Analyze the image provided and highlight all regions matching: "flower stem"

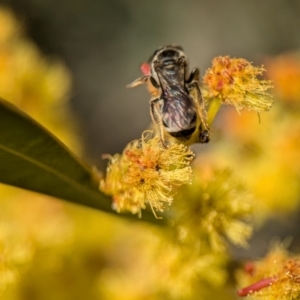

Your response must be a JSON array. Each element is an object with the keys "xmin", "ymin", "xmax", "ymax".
[{"xmin": 207, "ymin": 98, "xmax": 221, "ymax": 127}]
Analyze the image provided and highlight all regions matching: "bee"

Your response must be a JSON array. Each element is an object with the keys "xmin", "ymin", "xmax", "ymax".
[{"xmin": 127, "ymin": 45, "xmax": 210, "ymax": 146}]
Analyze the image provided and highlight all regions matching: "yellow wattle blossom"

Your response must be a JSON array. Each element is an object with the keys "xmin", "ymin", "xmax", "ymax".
[
  {"xmin": 237, "ymin": 245, "xmax": 300, "ymax": 300},
  {"xmin": 100, "ymin": 131, "xmax": 195, "ymax": 217},
  {"xmin": 173, "ymin": 166, "xmax": 253, "ymax": 251},
  {"xmin": 154, "ymin": 242, "xmax": 229, "ymax": 299},
  {"xmin": 203, "ymin": 56, "xmax": 274, "ymax": 112}
]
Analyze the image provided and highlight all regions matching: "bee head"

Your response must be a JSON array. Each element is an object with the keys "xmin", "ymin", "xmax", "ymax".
[
  {"xmin": 149, "ymin": 45, "xmax": 188, "ymax": 85},
  {"xmin": 152, "ymin": 45, "xmax": 186, "ymax": 67}
]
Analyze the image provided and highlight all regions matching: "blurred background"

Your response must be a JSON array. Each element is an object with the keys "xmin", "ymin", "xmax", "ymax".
[
  {"xmin": 0, "ymin": 1, "xmax": 300, "ymax": 299},
  {"xmin": 1, "ymin": 0, "xmax": 300, "ymax": 166}
]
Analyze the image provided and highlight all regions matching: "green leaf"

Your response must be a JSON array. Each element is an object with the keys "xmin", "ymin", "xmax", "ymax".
[{"xmin": 0, "ymin": 98, "xmax": 161, "ymax": 224}]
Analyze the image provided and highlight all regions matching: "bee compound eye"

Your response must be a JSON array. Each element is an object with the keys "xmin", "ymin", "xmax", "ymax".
[{"xmin": 161, "ymin": 50, "xmax": 177, "ymax": 59}]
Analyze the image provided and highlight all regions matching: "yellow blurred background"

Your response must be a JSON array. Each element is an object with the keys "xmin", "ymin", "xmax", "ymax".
[{"xmin": 0, "ymin": 2, "xmax": 300, "ymax": 299}]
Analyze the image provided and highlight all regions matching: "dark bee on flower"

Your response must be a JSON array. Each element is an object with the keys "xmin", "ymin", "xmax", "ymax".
[{"xmin": 127, "ymin": 45, "xmax": 210, "ymax": 146}]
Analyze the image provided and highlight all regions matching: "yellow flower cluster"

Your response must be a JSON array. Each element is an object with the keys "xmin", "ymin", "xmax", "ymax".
[
  {"xmin": 173, "ymin": 166, "xmax": 253, "ymax": 251},
  {"xmin": 237, "ymin": 245, "xmax": 300, "ymax": 300},
  {"xmin": 203, "ymin": 56, "xmax": 274, "ymax": 112},
  {"xmin": 153, "ymin": 241, "xmax": 229, "ymax": 299},
  {"xmin": 100, "ymin": 131, "xmax": 195, "ymax": 217}
]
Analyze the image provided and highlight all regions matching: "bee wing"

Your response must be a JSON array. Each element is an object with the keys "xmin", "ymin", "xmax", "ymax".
[
  {"xmin": 155, "ymin": 64, "xmax": 185, "ymax": 91},
  {"xmin": 162, "ymin": 86, "xmax": 196, "ymax": 131},
  {"xmin": 154, "ymin": 65, "xmax": 196, "ymax": 130}
]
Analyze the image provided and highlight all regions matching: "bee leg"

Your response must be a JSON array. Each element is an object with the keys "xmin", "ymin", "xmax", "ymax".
[
  {"xmin": 150, "ymin": 98, "xmax": 167, "ymax": 147},
  {"xmin": 126, "ymin": 75, "xmax": 149, "ymax": 88},
  {"xmin": 187, "ymin": 81, "xmax": 209, "ymax": 130},
  {"xmin": 187, "ymin": 68, "xmax": 207, "ymax": 127},
  {"xmin": 186, "ymin": 68, "xmax": 200, "ymax": 84},
  {"xmin": 199, "ymin": 124, "xmax": 210, "ymax": 143},
  {"xmin": 186, "ymin": 77, "xmax": 210, "ymax": 143}
]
